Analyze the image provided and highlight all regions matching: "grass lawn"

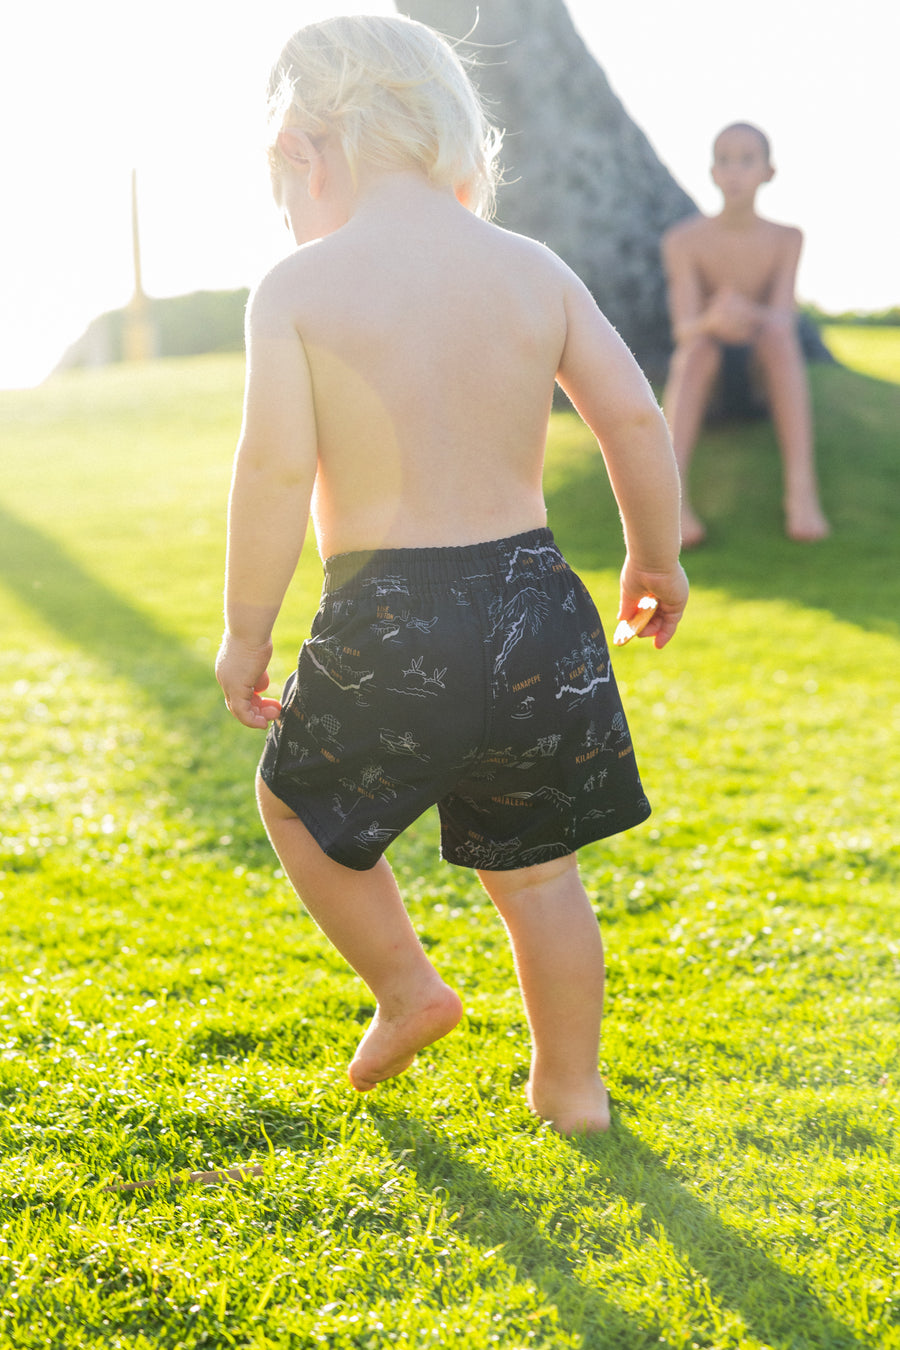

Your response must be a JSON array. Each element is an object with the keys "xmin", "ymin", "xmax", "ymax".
[
  {"xmin": 822, "ymin": 324, "xmax": 900, "ymax": 384},
  {"xmin": 0, "ymin": 337, "xmax": 898, "ymax": 1349}
]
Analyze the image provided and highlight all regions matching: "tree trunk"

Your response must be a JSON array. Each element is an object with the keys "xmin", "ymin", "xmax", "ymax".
[{"xmin": 400, "ymin": 0, "xmax": 696, "ymax": 375}]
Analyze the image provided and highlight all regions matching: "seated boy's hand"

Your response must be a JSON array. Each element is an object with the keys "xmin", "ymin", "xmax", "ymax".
[
  {"xmin": 215, "ymin": 633, "xmax": 282, "ymax": 729},
  {"xmin": 704, "ymin": 288, "xmax": 763, "ymax": 344}
]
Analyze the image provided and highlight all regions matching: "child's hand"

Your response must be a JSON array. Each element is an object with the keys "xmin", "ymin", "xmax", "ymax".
[
  {"xmin": 618, "ymin": 559, "xmax": 689, "ymax": 650},
  {"xmin": 215, "ymin": 633, "xmax": 282, "ymax": 729},
  {"xmin": 705, "ymin": 288, "xmax": 763, "ymax": 344}
]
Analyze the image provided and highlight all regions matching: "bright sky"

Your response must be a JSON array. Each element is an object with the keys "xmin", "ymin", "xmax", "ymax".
[{"xmin": 1, "ymin": 0, "xmax": 897, "ymax": 388}]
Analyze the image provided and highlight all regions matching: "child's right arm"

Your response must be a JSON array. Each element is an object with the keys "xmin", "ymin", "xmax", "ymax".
[
  {"xmin": 661, "ymin": 226, "xmax": 711, "ymax": 346},
  {"xmin": 556, "ymin": 269, "xmax": 688, "ymax": 648},
  {"xmin": 216, "ymin": 271, "xmax": 319, "ymax": 728}
]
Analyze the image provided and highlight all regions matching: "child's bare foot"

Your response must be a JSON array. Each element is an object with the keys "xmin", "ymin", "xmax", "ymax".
[
  {"xmin": 680, "ymin": 503, "xmax": 707, "ymax": 550},
  {"xmin": 526, "ymin": 1070, "xmax": 611, "ymax": 1136},
  {"xmin": 348, "ymin": 982, "xmax": 463, "ymax": 1091},
  {"xmin": 785, "ymin": 499, "xmax": 830, "ymax": 541}
]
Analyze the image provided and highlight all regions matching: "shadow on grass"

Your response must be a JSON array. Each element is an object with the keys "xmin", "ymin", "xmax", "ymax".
[
  {"xmin": 370, "ymin": 1110, "xmax": 651, "ymax": 1346},
  {"xmin": 370, "ymin": 1109, "xmax": 867, "ymax": 1350},
  {"xmin": 0, "ymin": 500, "xmax": 261, "ymax": 837},
  {"xmin": 0, "ymin": 500, "xmax": 212, "ymax": 700},
  {"xmin": 548, "ymin": 364, "xmax": 900, "ymax": 639}
]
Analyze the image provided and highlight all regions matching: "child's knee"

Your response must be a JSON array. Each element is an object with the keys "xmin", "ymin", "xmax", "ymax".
[
  {"xmin": 671, "ymin": 334, "xmax": 722, "ymax": 380},
  {"xmin": 478, "ymin": 851, "xmax": 579, "ymax": 903},
  {"xmin": 754, "ymin": 314, "xmax": 800, "ymax": 356}
]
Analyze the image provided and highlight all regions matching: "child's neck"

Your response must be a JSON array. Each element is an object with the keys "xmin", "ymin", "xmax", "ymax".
[
  {"xmin": 351, "ymin": 168, "xmax": 457, "ymax": 219},
  {"xmin": 717, "ymin": 199, "xmax": 761, "ymax": 229}
]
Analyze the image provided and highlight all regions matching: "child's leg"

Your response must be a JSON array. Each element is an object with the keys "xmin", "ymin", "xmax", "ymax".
[
  {"xmin": 257, "ymin": 777, "xmax": 462, "ymax": 1091},
  {"xmin": 478, "ymin": 853, "xmax": 609, "ymax": 1135},
  {"xmin": 751, "ymin": 319, "xmax": 829, "ymax": 540},
  {"xmin": 662, "ymin": 335, "xmax": 723, "ymax": 547}
]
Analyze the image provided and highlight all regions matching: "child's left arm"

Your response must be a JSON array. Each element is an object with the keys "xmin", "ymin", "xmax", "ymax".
[
  {"xmin": 763, "ymin": 225, "xmax": 803, "ymax": 323},
  {"xmin": 216, "ymin": 272, "xmax": 318, "ymax": 729}
]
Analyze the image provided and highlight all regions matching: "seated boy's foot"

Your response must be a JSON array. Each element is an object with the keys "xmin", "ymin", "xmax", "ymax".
[
  {"xmin": 785, "ymin": 500, "xmax": 830, "ymax": 541},
  {"xmin": 680, "ymin": 505, "xmax": 707, "ymax": 550},
  {"xmin": 348, "ymin": 982, "xmax": 463, "ymax": 1092},
  {"xmin": 526, "ymin": 1071, "xmax": 611, "ymax": 1136}
]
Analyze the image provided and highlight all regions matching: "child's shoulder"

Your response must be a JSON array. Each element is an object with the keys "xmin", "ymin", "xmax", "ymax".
[
  {"xmin": 486, "ymin": 220, "xmax": 581, "ymax": 281},
  {"xmin": 253, "ymin": 213, "xmax": 577, "ymax": 312},
  {"xmin": 246, "ymin": 242, "xmax": 317, "ymax": 312},
  {"xmin": 760, "ymin": 217, "xmax": 804, "ymax": 245},
  {"xmin": 246, "ymin": 235, "xmax": 357, "ymax": 332},
  {"xmin": 661, "ymin": 211, "xmax": 715, "ymax": 254},
  {"xmin": 663, "ymin": 211, "xmax": 707, "ymax": 240},
  {"xmin": 753, "ymin": 217, "xmax": 804, "ymax": 265},
  {"xmin": 251, "ymin": 236, "xmax": 335, "ymax": 299}
]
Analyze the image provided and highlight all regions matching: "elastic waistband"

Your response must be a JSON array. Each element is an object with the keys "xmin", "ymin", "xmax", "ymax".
[{"xmin": 323, "ymin": 527, "xmax": 562, "ymax": 594}]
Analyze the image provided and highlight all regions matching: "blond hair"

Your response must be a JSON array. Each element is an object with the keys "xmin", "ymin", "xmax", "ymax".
[{"xmin": 266, "ymin": 15, "xmax": 502, "ymax": 218}]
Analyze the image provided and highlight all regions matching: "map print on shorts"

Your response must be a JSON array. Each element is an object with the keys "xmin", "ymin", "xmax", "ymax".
[{"xmin": 259, "ymin": 528, "xmax": 650, "ymax": 870}]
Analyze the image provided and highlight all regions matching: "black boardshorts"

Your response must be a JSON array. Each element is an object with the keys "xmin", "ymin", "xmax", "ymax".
[{"xmin": 259, "ymin": 527, "xmax": 651, "ymax": 871}]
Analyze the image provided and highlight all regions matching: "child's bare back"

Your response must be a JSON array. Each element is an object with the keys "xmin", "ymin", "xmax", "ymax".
[
  {"xmin": 248, "ymin": 162, "xmax": 675, "ymax": 564},
  {"xmin": 257, "ymin": 181, "xmax": 565, "ymax": 555}
]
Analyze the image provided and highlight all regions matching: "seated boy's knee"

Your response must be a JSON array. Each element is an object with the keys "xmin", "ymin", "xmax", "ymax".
[
  {"xmin": 671, "ymin": 334, "xmax": 722, "ymax": 378},
  {"xmin": 754, "ymin": 312, "xmax": 799, "ymax": 353}
]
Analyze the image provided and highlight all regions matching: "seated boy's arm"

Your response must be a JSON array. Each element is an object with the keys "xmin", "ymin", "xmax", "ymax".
[
  {"xmin": 216, "ymin": 273, "xmax": 318, "ymax": 728},
  {"xmin": 762, "ymin": 225, "xmax": 803, "ymax": 326},
  {"xmin": 556, "ymin": 272, "xmax": 687, "ymax": 648},
  {"xmin": 661, "ymin": 227, "xmax": 710, "ymax": 345}
]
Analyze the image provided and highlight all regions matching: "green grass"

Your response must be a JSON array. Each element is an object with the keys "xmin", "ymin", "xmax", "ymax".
[
  {"xmin": 1, "ymin": 343, "xmax": 899, "ymax": 1349},
  {"xmin": 822, "ymin": 324, "xmax": 900, "ymax": 384}
]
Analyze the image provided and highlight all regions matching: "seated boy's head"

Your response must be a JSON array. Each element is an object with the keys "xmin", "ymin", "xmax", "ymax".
[
  {"xmin": 711, "ymin": 122, "xmax": 775, "ymax": 200},
  {"xmin": 267, "ymin": 15, "xmax": 502, "ymax": 218}
]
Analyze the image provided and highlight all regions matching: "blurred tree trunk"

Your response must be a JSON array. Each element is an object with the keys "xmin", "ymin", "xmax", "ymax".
[{"xmin": 399, "ymin": 0, "xmax": 696, "ymax": 375}]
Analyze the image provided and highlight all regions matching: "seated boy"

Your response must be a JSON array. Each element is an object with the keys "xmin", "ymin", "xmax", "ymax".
[
  {"xmin": 215, "ymin": 16, "xmax": 688, "ymax": 1135},
  {"xmin": 661, "ymin": 122, "xmax": 830, "ymax": 547}
]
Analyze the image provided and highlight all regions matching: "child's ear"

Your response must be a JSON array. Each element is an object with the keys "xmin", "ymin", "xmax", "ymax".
[{"xmin": 277, "ymin": 128, "xmax": 326, "ymax": 197}]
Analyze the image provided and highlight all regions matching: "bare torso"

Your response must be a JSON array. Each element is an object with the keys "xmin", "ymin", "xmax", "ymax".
[
  {"xmin": 665, "ymin": 213, "xmax": 801, "ymax": 310},
  {"xmin": 274, "ymin": 192, "xmax": 569, "ymax": 556},
  {"xmin": 221, "ymin": 172, "xmax": 687, "ymax": 727}
]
